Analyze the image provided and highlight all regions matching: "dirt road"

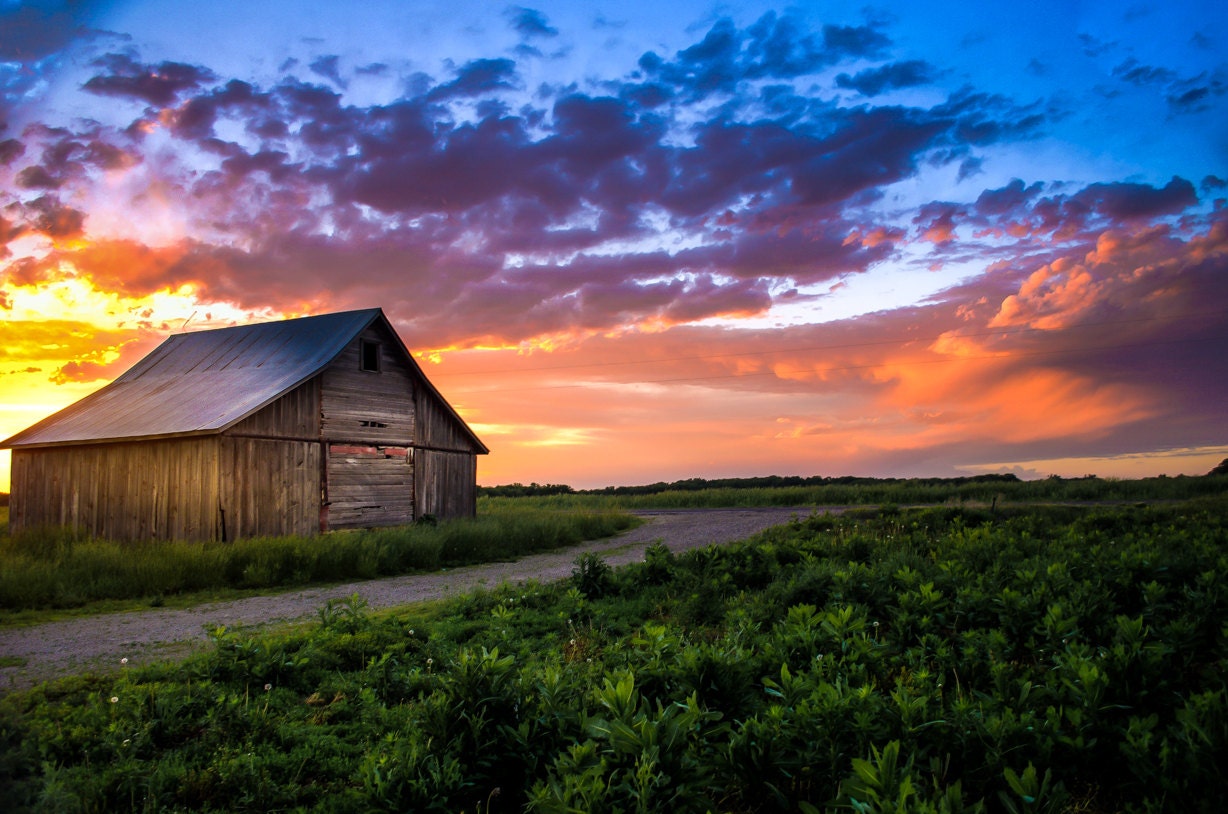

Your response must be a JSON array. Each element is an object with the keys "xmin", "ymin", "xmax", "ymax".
[{"xmin": 0, "ymin": 506, "xmax": 818, "ymax": 692}]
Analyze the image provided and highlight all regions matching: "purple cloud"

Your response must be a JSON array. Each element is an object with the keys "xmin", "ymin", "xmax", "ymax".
[{"xmin": 82, "ymin": 53, "xmax": 216, "ymax": 107}]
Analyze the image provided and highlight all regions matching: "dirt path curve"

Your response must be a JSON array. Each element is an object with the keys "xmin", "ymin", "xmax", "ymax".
[{"xmin": 0, "ymin": 506, "xmax": 823, "ymax": 693}]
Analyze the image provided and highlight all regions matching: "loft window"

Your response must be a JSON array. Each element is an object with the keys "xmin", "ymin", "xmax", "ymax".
[{"xmin": 360, "ymin": 339, "xmax": 381, "ymax": 372}]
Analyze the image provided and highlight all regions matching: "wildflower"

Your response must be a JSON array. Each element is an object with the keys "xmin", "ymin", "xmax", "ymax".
[
  {"xmin": 120, "ymin": 657, "xmax": 128, "ymax": 665},
  {"xmin": 122, "ymin": 739, "xmax": 131, "ymax": 747},
  {"xmin": 426, "ymin": 658, "xmax": 433, "ymax": 666},
  {"xmin": 409, "ymin": 629, "xmax": 415, "ymax": 636},
  {"xmin": 264, "ymin": 683, "xmax": 272, "ymax": 692},
  {"xmin": 110, "ymin": 696, "xmax": 119, "ymax": 704}
]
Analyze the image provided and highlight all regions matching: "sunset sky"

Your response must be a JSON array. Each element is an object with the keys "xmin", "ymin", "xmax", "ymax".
[{"xmin": 1, "ymin": 0, "xmax": 1225, "ymax": 491}]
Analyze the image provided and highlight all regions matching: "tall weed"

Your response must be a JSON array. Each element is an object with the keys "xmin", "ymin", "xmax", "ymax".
[{"xmin": 0, "ymin": 508, "xmax": 634, "ymax": 610}]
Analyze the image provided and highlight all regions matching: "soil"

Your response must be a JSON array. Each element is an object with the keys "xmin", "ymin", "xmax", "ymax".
[{"xmin": 0, "ymin": 506, "xmax": 827, "ymax": 693}]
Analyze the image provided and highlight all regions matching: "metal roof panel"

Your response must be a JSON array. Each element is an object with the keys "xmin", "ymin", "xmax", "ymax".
[{"xmin": 2, "ymin": 309, "xmax": 381, "ymax": 448}]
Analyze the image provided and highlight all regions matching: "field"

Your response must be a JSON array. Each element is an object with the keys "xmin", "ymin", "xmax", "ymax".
[
  {"xmin": 0, "ymin": 506, "xmax": 634, "ymax": 614},
  {"xmin": 1, "ymin": 480, "xmax": 1225, "ymax": 811}
]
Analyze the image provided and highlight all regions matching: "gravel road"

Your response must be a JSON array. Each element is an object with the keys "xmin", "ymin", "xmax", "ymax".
[{"xmin": 0, "ymin": 506, "xmax": 821, "ymax": 693}]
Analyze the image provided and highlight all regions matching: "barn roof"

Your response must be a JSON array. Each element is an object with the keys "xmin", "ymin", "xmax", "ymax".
[{"xmin": 1, "ymin": 308, "xmax": 487, "ymax": 453}]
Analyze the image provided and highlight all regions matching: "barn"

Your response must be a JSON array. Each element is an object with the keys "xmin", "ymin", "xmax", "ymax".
[{"xmin": 0, "ymin": 308, "xmax": 488, "ymax": 541}]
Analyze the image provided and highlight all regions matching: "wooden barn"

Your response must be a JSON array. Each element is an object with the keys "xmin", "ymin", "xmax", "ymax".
[{"xmin": 1, "ymin": 308, "xmax": 488, "ymax": 541}]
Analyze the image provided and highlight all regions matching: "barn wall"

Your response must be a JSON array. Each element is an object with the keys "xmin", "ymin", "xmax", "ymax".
[
  {"xmin": 320, "ymin": 324, "xmax": 415, "ymax": 446},
  {"xmin": 416, "ymin": 385, "xmax": 480, "ymax": 453},
  {"xmin": 227, "ymin": 378, "xmax": 321, "ymax": 439},
  {"xmin": 9, "ymin": 435, "xmax": 322, "ymax": 542},
  {"xmin": 325, "ymin": 443, "xmax": 414, "ymax": 529},
  {"xmin": 415, "ymin": 448, "xmax": 477, "ymax": 519},
  {"xmin": 8, "ymin": 439, "xmax": 222, "ymax": 541},
  {"xmin": 218, "ymin": 437, "xmax": 321, "ymax": 539}
]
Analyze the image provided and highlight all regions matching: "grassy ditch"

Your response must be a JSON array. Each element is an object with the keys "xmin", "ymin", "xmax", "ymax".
[
  {"xmin": 0, "ymin": 507, "xmax": 635, "ymax": 614},
  {"xmin": 0, "ymin": 499, "xmax": 1224, "ymax": 811}
]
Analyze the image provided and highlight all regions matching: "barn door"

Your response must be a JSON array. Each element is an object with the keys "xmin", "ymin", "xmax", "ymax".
[{"xmin": 324, "ymin": 443, "xmax": 414, "ymax": 529}]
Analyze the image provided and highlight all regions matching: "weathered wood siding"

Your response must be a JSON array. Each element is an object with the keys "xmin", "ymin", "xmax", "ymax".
[
  {"xmin": 227, "ymin": 378, "xmax": 320, "ymax": 439},
  {"xmin": 320, "ymin": 324, "xmax": 415, "ymax": 446},
  {"xmin": 5, "ymin": 310, "xmax": 485, "ymax": 541},
  {"xmin": 319, "ymin": 324, "xmax": 418, "ymax": 528},
  {"xmin": 415, "ymin": 448, "xmax": 477, "ymax": 519},
  {"xmin": 8, "ymin": 435, "xmax": 323, "ymax": 541},
  {"xmin": 218, "ymin": 437, "xmax": 320, "ymax": 539},
  {"xmin": 325, "ymin": 443, "xmax": 414, "ymax": 529},
  {"xmin": 8, "ymin": 439, "xmax": 222, "ymax": 541},
  {"xmin": 416, "ymin": 385, "xmax": 476, "ymax": 453}
]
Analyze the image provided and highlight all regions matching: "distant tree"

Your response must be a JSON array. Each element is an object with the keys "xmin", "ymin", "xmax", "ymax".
[{"xmin": 1209, "ymin": 458, "xmax": 1228, "ymax": 476}]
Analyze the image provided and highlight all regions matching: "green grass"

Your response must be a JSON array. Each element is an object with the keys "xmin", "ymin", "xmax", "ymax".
[
  {"xmin": 0, "ymin": 500, "xmax": 1224, "ymax": 811},
  {"xmin": 0, "ymin": 506, "xmax": 636, "ymax": 616},
  {"xmin": 479, "ymin": 471, "xmax": 1228, "ymax": 511}
]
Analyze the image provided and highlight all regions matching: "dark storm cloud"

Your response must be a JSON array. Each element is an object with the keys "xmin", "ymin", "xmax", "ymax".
[
  {"xmin": 835, "ymin": 60, "xmax": 934, "ymax": 96},
  {"xmin": 82, "ymin": 53, "xmax": 216, "ymax": 107}
]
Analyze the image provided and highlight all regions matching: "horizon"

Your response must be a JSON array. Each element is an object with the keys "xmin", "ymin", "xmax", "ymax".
[{"xmin": 2, "ymin": 1, "xmax": 1226, "ymax": 492}]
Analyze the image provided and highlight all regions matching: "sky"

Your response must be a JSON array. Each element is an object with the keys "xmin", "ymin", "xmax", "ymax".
[{"xmin": 0, "ymin": 0, "xmax": 1225, "ymax": 491}]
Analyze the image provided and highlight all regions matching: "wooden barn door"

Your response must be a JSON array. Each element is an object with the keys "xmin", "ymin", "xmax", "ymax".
[
  {"xmin": 414, "ymin": 448, "xmax": 477, "ymax": 520},
  {"xmin": 324, "ymin": 443, "xmax": 414, "ymax": 529}
]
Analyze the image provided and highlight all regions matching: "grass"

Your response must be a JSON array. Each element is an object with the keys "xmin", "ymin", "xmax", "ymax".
[
  {"xmin": 0, "ymin": 506, "xmax": 636, "ymax": 620},
  {"xmin": 479, "ymin": 471, "xmax": 1228, "ymax": 511},
  {"xmin": 1, "ymin": 499, "xmax": 1224, "ymax": 811}
]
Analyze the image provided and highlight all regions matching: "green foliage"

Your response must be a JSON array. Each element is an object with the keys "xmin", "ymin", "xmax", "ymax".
[
  {"xmin": 0, "ymin": 508, "xmax": 635, "ymax": 611},
  {"xmin": 480, "ymin": 471, "xmax": 1228, "ymax": 511},
  {"xmin": 1, "ymin": 500, "xmax": 1226, "ymax": 812},
  {"xmin": 571, "ymin": 552, "xmax": 613, "ymax": 598}
]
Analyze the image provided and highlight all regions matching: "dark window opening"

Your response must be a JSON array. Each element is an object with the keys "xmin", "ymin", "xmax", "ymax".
[
  {"xmin": 360, "ymin": 419, "xmax": 388, "ymax": 428},
  {"xmin": 360, "ymin": 339, "xmax": 381, "ymax": 372}
]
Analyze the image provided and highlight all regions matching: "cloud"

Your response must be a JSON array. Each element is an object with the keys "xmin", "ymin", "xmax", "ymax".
[
  {"xmin": 1111, "ymin": 57, "xmax": 1228, "ymax": 114},
  {"xmin": 427, "ymin": 58, "xmax": 520, "ymax": 101},
  {"xmin": 0, "ymin": 0, "xmax": 106, "ymax": 61},
  {"xmin": 506, "ymin": 7, "xmax": 558, "ymax": 38},
  {"xmin": 836, "ymin": 59, "xmax": 934, "ymax": 96},
  {"xmin": 3, "ymin": 5, "xmax": 1223, "ymax": 487},
  {"xmin": 637, "ymin": 12, "xmax": 892, "ymax": 100},
  {"xmin": 1070, "ymin": 176, "xmax": 1196, "ymax": 220},
  {"xmin": 82, "ymin": 53, "xmax": 216, "ymax": 107},
  {"xmin": 308, "ymin": 55, "xmax": 346, "ymax": 88}
]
